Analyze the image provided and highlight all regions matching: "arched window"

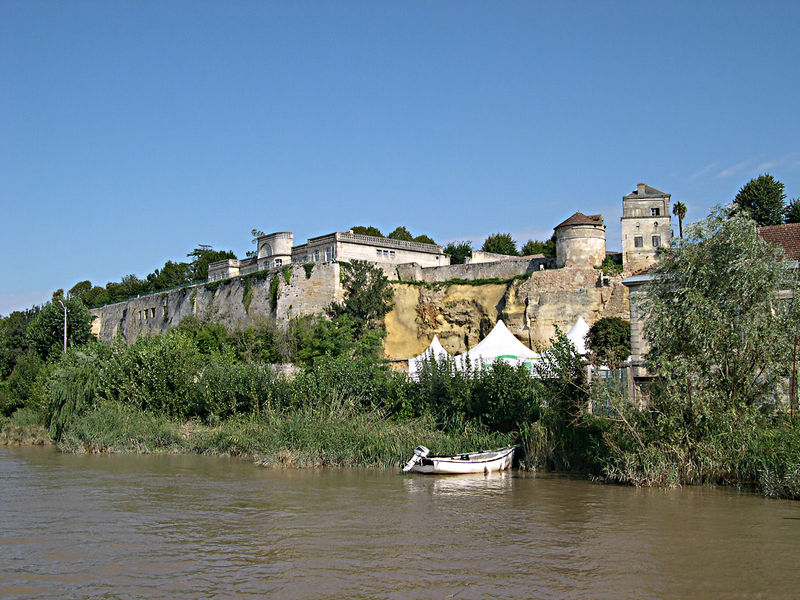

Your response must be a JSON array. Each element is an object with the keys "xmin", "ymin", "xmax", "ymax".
[{"xmin": 260, "ymin": 243, "xmax": 272, "ymax": 258}]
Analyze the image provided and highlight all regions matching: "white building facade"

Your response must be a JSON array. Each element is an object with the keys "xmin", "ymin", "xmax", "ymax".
[{"xmin": 208, "ymin": 230, "xmax": 448, "ymax": 281}]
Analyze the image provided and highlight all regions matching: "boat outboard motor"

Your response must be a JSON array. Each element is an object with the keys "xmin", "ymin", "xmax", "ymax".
[{"xmin": 402, "ymin": 445, "xmax": 430, "ymax": 472}]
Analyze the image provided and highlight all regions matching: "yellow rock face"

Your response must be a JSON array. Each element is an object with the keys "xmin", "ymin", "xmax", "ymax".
[{"xmin": 384, "ymin": 269, "xmax": 630, "ymax": 360}]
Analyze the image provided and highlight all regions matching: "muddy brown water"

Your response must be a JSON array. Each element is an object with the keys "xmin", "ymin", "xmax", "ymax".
[{"xmin": 1, "ymin": 447, "xmax": 799, "ymax": 599}]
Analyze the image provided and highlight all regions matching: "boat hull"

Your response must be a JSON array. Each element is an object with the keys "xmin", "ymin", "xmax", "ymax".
[{"xmin": 409, "ymin": 447, "xmax": 514, "ymax": 475}]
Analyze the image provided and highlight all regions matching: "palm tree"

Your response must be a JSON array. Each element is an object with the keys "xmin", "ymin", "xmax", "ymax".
[{"xmin": 673, "ymin": 201, "xmax": 687, "ymax": 239}]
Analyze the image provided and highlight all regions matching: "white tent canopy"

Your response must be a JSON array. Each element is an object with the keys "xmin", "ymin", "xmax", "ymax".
[
  {"xmin": 454, "ymin": 320, "xmax": 539, "ymax": 371},
  {"xmin": 408, "ymin": 335, "xmax": 451, "ymax": 380},
  {"xmin": 566, "ymin": 316, "xmax": 590, "ymax": 355}
]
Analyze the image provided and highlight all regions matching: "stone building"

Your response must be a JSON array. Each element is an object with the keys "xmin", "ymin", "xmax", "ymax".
[
  {"xmin": 554, "ymin": 212, "xmax": 606, "ymax": 268},
  {"xmin": 208, "ymin": 230, "xmax": 449, "ymax": 281},
  {"xmin": 621, "ymin": 183, "xmax": 672, "ymax": 272}
]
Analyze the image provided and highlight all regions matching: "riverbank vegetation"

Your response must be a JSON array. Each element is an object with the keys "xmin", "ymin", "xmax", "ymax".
[{"xmin": 2, "ymin": 206, "xmax": 800, "ymax": 499}]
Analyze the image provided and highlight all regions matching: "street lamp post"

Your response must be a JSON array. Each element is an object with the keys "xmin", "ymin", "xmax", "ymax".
[{"xmin": 57, "ymin": 299, "xmax": 67, "ymax": 353}]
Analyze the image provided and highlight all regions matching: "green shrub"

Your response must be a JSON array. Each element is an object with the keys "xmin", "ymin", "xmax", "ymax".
[
  {"xmin": 291, "ymin": 354, "xmax": 394, "ymax": 415},
  {"xmin": 470, "ymin": 361, "xmax": 543, "ymax": 432},
  {"xmin": 196, "ymin": 354, "xmax": 293, "ymax": 420},
  {"xmin": 269, "ymin": 276, "xmax": 279, "ymax": 312},
  {"xmin": 99, "ymin": 332, "xmax": 203, "ymax": 419}
]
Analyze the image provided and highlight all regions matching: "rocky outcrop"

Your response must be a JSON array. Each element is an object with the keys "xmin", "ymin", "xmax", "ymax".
[{"xmin": 384, "ymin": 267, "xmax": 629, "ymax": 359}]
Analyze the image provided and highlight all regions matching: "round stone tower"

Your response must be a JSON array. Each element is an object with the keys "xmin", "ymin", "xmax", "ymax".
[
  {"xmin": 257, "ymin": 232, "xmax": 294, "ymax": 269},
  {"xmin": 554, "ymin": 212, "xmax": 606, "ymax": 268}
]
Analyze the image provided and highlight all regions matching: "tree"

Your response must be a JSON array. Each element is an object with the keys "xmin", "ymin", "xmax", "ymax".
[
  {"xmin": 81, "ymin": 286, "xmax": 110, "ymax": 307},
  {"xmin": 387, "ymin": 226, "xmax": 414, "ymax": 241},
  {"xmin": 327, "ymin": 260, "xmax": 394, "ymax": 338},
  {"xmin": 0, "ymin": 349, "xmax": 43, "ymax": 416},
  {"xmin": 246, "ymin": 229, "xmax": 265, "ymax": 258},
  {"xmin": 784, "ymin": 199, "xmax": 800, "ymax": 224},
  {"xmin": 643, "ymin": 206, "xmax": 800, "ymax": 408},
  {"xmin": 351, "ymin": 226, "xmax": 384, "ymax": 238},
  {"xmin": 482, "ymin": 233, "xmax": 519, "ymax": 256},
  {"xmin": 26, "ymin": 295, "xmax": 92, "ymax": 361},
  {"xmin": 413, "ymin": 234, "xmax": 436, "ymax": 245},
  {"xmin": 672, "ymin": 201, "xmax": 687, "ymax": 239},
  {"xmin": 68, "ymin": 280, "xmax": 92, "ymax": 300},
  {"xmin": 586, "ymin": 317, "xmax": 631, "ymax": 369},
  {"xmin": 521, "ymin": 233, "xmax": 556, "ymax": 257},
  {"xmin": 443, "ymin": 241, "xmax": 473, "ymax": 264},
  {"xmin": 733, "ymin": 174, "xmax": 786, "ymax": 226},
  {"xmin": 294, "ymin": 314, "xmax": 383, "ymax": 365},
  {"xmin": 187, "ymin": 247, "xmax": 237, "ymax": 280},
  {"xmin": 146, "ymin": 261, "xmax": 193, "ymax": 290},
  {"xmin": 0, "ymin": 308, "xmax": 39, "ymax": 378}
]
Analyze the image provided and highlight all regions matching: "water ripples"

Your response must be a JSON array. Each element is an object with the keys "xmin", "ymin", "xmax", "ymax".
[{"xmin": 2, "ymin": 448, "xmax": 800, "ymax": 599}]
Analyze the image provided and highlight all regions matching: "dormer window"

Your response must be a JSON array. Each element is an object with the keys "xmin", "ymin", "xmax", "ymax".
[{"xmin": 651, "ymin": 208, "xmax": 660, "ymax": 216}]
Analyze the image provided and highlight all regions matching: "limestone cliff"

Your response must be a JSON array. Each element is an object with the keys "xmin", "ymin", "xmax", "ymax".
[
  {"xmin": 91, "ymin": 262, "xmax": 629, "ymax": 361},
  {"xmin": 384, "ymin": 267, "xmax": 629, "ymax": 359},
  {"xmin": 91, "ymin": 263, "xmax": 342, "ymax": 345}
]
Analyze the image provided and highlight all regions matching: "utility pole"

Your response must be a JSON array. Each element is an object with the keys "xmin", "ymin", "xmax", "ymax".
[
  {"xmin": 57, "ymin": 299, "xmax": 67, "ymax": 353},
  {"xmin": 792, "ymin": 336, "xmax": 798, "ymax": 419}
]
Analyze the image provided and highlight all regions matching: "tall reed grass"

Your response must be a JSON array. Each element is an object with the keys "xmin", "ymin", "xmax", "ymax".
[{"xmin": 59, "ymin": 401, "xmax": 512, "ymax": 468}]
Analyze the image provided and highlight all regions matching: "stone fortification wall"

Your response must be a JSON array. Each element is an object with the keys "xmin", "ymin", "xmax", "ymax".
[
  {"xmin": 90, "ymin": 259, "xmax": 629, "ymax": 363},
  {"xmin": 90, "ymin": 263, "xmax": 342, "ymax": 345},
  {"xmin": 395, "ymin": 257, "xmax": 553, "ymax": 283},
  {"xmin": 384, "ymin": 267, "xmax": 629, "ymax": 359}
]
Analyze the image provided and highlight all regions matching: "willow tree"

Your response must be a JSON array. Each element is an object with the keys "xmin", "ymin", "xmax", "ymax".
[{"xmin": 643, "ymin": 206, "xmax": 800, "ymax": 410}]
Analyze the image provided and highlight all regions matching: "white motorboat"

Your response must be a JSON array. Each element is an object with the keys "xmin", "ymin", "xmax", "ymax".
[{"xmin": 402, "ymin": 445, "xmax": 515, "ymax": 474}]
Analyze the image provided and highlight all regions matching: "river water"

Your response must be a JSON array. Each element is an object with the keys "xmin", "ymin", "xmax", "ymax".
[{"xmin": 1, "ymin": 447, "xmax": 799, "ymax": 599}]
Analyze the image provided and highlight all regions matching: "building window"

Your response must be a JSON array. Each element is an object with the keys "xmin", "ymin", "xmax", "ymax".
[
  {"xmin": 325, "ymin": 247, "xmax": 332, "ymax": 261},
  {"xmin": 275, "ymin": 258, "xmax": 282, "ymax": 267},
  {"xmin": 389, "ymin": 250, "xmax": 395, "ymax": 258},
  {"xmin": 376, "ymin": 249, "xmax": 382, "ymax": 257},
  {"xmin": 651, "ymin": 208, "xmax": 660, "ymax": 216},
  {"xmin": 314, "ymin": 250, "xmax": 320, "ymax": 262},
  {"xmin": 652, "ymin": 235, "xmax": 661, "ymax": 247},
  {"xmin": 634, "ymin": 236, "xmax": 643, "ymax": 248},
  {"xmin": 383, "ymin": 250, "xmax": 389, "ymax": 257}
]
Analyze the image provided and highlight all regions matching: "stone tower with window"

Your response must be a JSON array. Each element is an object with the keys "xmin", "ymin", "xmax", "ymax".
[
  {"xmin": 621, "ymin": 183, "xmax": 671, "ymax": 272},
  {"xmin": 257, "ymin": 232, "xmax": 293, "ymax": 270}
]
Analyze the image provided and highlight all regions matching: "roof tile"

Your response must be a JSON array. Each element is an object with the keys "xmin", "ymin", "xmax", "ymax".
[
  {"xmin": 555, "ymin": 212, "xmax": 604, "ymax": 229},
  {"xmin": 758, "ymin": 223, "xmax": 800, "ymax": 260}
]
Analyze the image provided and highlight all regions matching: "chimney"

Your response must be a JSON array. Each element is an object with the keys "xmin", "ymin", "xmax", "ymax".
[{"xmin": 637, "ymin": 183, "xmax": 646, "ymax": 195}]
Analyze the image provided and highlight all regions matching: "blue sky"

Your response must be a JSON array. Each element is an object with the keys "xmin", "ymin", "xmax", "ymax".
[{"xmin": 2, "ymin": 1, "xmax": 799, "ymax": 315}]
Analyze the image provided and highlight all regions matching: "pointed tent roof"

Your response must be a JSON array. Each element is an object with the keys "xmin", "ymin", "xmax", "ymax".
[
  {"xmin": 566, "ymin": 317, "xmax": 590, "ymax": 355},
  {"xmin": 456, "ymin": 320, "xmax": 539, "ymax": 369},
  {"xmin": 408, "ymin": 335, "xmax": 451, "ymax": 379}
]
